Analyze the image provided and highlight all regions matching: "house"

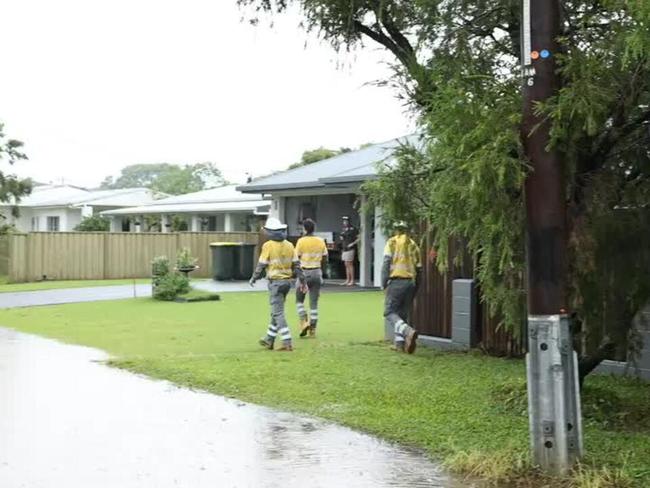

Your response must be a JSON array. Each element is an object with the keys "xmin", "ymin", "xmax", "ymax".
[
  {"xmin": 101, "ymin": 184, "xmax": 269, "ymax": 232},
  {"xmin": 0, "ymin": 184, "xmax": 162, "ymax": 232},
  {"xmin": 238, "ymin": 134, "xmax": 420, "ymax": 287}
]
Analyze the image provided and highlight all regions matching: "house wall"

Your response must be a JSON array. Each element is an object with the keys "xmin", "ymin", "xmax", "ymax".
[
  {"xmin": 228, "ymin": 212, "xmax": 253, "ymax": 232},
  {"xmin": 0, "ymin": 206, "xmax": 30, "ymax": 232},
  {"xmin": 373, "ymin": 207, "xmax": 385, "ymax": 287},
  {"xmin": 283, "ymin": 194, "xmax": 358, "ymax": 237},
  {"xmin": 10, "ymin": 207, "xmax": 75, "ymax": 232},
  {"xmin": 66, "ymin": 208, "xmax": 83, "ymax": 230},
  {"xmin": 268, "ymin": 191, "xmax": 385, "ymax": 287}
]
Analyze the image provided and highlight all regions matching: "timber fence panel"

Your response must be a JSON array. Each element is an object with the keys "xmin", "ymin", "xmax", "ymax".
[
  {"xmin": 19, "ymin": 233, "xmax": 106, "ymax": 281},
  {"xmin": 6, "ymin": 232, "xmax": 259, "ymax": 282},
  {"xmin": 0, "ymin": 236, "xmax": 8, "ymax": 276},
  {"xmin": 411, "ymin": 231, "xmax": 525, "ymax": 356},
  {"xmin": 5, "ymin": 232, "xmax": 261, "ymax": 282},
  {"xmin": 8, "ymin": 234, "xmax": 27, "ymax": 283}
]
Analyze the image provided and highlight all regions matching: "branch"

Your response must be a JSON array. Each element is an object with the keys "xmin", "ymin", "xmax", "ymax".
[{"xmin": 352, "ymin": 20, "xmax": 412, "ymax": 69}]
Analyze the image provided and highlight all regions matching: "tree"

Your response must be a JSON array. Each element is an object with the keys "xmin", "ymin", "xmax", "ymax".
[
  {"xmin": 0, "ymin": 122, "xmax": 32, "ymax": 228},
  {"xmin": 74, "ymin": 215, "xmax": 111, "ymax": 232},
  {"xmin": 288, "ymin": 147, "xmax": 351, "ymax": 169},
  {"xmin": 241, "ymin": 1, "xmax": 650, "ymax": 380},
  {"xmin": 101, "ymin": 162, "xmax": 227, "ymax": 195}
]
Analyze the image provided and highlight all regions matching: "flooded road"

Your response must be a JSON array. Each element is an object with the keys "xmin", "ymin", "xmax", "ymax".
[{"xmin": 0, "ymin": 328, "xmax": 468, "ymax": 488}]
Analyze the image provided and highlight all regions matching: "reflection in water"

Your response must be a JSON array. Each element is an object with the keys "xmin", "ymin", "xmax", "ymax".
[{"xmin": 0, "ymin": 328, "xmax": 470, "ymax": 488}]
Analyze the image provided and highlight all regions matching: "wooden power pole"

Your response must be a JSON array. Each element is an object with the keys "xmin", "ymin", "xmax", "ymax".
[{"xmin": 520, "ymin": 0, "xmax": 583, "ymax": 474}]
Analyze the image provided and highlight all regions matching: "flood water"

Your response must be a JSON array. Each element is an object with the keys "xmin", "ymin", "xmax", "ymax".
[{"xmin": 0, "ymin": 328, "xmax": 469, "ymax": 487}]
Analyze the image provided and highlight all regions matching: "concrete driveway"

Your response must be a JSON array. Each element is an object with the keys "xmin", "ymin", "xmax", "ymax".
[{"xmin": 0, "ymin": 328, "xmax": 466, "ymax": 488}]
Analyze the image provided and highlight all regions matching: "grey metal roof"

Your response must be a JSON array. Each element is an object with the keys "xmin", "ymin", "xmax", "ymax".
[
  {"xmin": 101, "ymin": 185, "xmax": 265, "ymax": 216},
  {"xmin": 11, "ymin": 185, "xmax": 161, "ymax": 208},
  {"xmin": 238, "ymin": 134, "xmax": 420, "ymax": 193}
]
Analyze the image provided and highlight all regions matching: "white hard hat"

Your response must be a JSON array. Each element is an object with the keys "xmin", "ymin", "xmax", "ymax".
[{"xmin": 264, "ymin": 217, "xmax": 287, "ymax": 231}]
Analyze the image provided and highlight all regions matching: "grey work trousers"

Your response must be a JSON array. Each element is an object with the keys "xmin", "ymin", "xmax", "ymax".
[
  {"xmin": 265, "ymin": 279, "xmax": 292, "ymax": 344},
  {"xmin": 384, "ymin": 279, "xmax": 416, "ymax": 345},
  {"xmin": 295, "ymin": 268, "xmax": 323, "ymax": 326}
]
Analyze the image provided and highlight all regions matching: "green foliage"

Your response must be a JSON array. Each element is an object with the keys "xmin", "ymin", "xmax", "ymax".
[
  {"xmin": 175, "ymin": 247, "xmax": 198, "ymax": 270},
  {"xmin": 288, "ymin": 147, "xmax": 351, "ymax": 169},
  {"xmin": 0, "ymin": 122, "xmax": 32, "ymax": 219},
  {"xmin": 151, "ymin": 256, "xmax": 171, "ymax": 277},
  {"xmin": 101, "ymin": 162, "xmax": 227, "ymax": 195},
  {"xmin": 74, "ymin": 215, "xmax": 110, "ymax": 232},
  {"xmin": 249, "ymin": 1, "xmax": 650, "ymax": 356},
  {"xmin": 492, "ymin": 378, "xmax": 650, "ymax": 434},
  {"xmin": 152, "ymin": 250, "xmax": 195, "ymax": 301},
  {"xmin": 171, "ymin": 215, "xmax": 188, "ymax": 232},
  {"xmin": 0, "ymin": 224, "xmax": 18, "ymax": 235},
  {"xmin": 152, "ymin": 273, "xmax": 190, "ymax": 301}
]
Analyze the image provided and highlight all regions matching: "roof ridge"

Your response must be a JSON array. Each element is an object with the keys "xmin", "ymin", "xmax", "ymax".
[{"xmin": 245, "ymin": 134, "xmax": 414, "ymax": 187}]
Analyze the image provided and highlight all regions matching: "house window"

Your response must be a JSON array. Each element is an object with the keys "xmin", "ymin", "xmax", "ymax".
[
  {"xmin": 207, "ymin": 216, "xmax": 217, "ymax": 232},
  {"xmin": 31, "ymin": 217, "xmax": 40, "ymax": 231},
  {"xmin": 47, "ymin": 216, "xmax": 60, "ymax": 232}
]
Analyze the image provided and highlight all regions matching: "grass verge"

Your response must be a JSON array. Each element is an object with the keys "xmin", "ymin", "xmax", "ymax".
[{"xmin": 0, "ymin": 290, "xmax": 648, "ymax": 487}]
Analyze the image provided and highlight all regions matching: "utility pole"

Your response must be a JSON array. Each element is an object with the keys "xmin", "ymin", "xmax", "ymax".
[{"xmin": 520, "ymin": 0, "xmax": 583, "ymax": 474}]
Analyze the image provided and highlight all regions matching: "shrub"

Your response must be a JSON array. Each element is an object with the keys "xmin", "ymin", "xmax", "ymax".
[
  {"xmin": 153, "ymin": 273, "xmax": 190, "ymax": 301},
  {"xmin": 74, "ymin": 215, "xmax": 110, "ymax": 231},
  {"xmin": 176, "ymin": 247, "xmax": 198, "ymax": 269},
  {"xmin": 151, "ymin": 256, "xmax": 171, "ymax": 277}
]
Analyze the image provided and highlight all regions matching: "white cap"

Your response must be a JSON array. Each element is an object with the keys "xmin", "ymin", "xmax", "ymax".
[{"xmin": 264, "ymin": 217, "xmax": 287, "ymax": 231}]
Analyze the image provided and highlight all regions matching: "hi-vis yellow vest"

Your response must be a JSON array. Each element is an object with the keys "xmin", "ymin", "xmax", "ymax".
[
  {"xmin": 295, "ymin": 236, "xmax": 328, "ymax": 269},
  {"xmin": 258, "ymin": 240, "xmax": 297, "ymax": 280},
  {"xmin": 384, "ymin": 234, "xmax": 421, "ymax": 279}
]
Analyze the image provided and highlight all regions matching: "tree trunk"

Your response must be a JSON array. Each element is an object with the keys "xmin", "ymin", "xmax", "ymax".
[{"xmin": 578, "ymin": 341, "xmax": 617, "ymax": 387}]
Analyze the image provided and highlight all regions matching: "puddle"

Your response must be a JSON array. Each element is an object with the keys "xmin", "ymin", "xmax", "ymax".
[{"xmin": 0, "ymin": 328, "xmax": 470, "ymax": 487}]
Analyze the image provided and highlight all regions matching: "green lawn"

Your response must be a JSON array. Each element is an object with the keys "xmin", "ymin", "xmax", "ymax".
[
  {"xmin": 0, "ymin": 291, "xmax": 648, "ymax": 487},
  {"xmin": 0, "ymin": 277, "xmax": 151, "ymax": 293}
]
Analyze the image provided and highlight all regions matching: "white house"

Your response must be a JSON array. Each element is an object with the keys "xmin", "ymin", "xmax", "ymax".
[
  {"xmin": 0, "ymin": 184, "xmax": 162, "ymax": 232},
  {"xmin": 238, "ymin": 134, "xmax": 420, "ymax": 287},
  {"xmin": 101, "ymin": 184, "xmax": 269, "ymax": 232}
]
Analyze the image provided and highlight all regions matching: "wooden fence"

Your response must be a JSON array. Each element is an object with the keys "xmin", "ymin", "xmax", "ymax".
[
  {"xmin": 6, "ymin": 232, "xmax": 259, "ymax": 283},
  {"xmin": 0, "ymin": 236, "xmax": 8, "ymax": 277},
  {"xmin": 411, "ymin": 233, "xmax": 526, "ymax": 357}
]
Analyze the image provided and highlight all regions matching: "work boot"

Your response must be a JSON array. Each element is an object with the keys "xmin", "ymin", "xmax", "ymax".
[
  {"xmin": 259, "ymin": 338, "xmax": 274, "ymax": 350},
  {"xmin": 405, "ymin": 329, "xmax": 419, "ymax": 354},
  {"xmin": 276, "ymin": 342, "xmax": 293, "ymax": 352},
  {"xmin": 299, "ymin": 318, "xmax": 311, "ymax": 338}
]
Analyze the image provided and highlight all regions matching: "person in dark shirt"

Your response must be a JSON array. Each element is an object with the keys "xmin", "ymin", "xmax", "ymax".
[{"xmin": 339, "ymin": 216, "xmax": 359, "ymax": 286}]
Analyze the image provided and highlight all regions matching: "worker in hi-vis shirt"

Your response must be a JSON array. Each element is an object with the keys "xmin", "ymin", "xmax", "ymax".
[
  {"xmin": 382, "ymin": 221, "xmax": 422, "ymax": 354},
  {"xmin": 250, "ymin": 217, "xmax": 305, "ymax": 352},
  {"xmin": 294, "ymin": 218, "xmax": 328, "ymax": 338}
]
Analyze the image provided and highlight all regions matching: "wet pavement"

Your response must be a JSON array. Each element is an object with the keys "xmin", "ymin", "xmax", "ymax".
[
  {"xmin": 0, "ymin": 280, "xmax": 268, "ymax": 309},
  {"xmin": 0, "ymin": 280, "xmax": 372, "ymax": 309},
  {"xmin": 0, "ymin": 328, "xmax": 467, "ymax": 488}
]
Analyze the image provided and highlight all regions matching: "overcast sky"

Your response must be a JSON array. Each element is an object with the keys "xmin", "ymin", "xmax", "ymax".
[{"xmin": 0, "ymin": 0, "xmax": 413, "ymax": 188}]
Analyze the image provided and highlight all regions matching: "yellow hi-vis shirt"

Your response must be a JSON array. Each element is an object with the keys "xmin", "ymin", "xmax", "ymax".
[
  {"xmin": 258, "ymin": 240, "xmax": 297, "ymax": 280},
  {"xmin": 295, "ymin": 235, "xmax": 328, "ymax": 269},
  {"xmin": 384, "ymin": 234, "xmax": 422, "ymax": 279}
]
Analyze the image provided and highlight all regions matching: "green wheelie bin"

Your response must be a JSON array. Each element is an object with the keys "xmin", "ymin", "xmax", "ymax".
[
  {"xmin": 210, "ymin": 242, "xmax": 239, "ymax": 280},
  {"xmin": 235, "ymin": 243, "xmax": 257, "ymax": 280}
]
